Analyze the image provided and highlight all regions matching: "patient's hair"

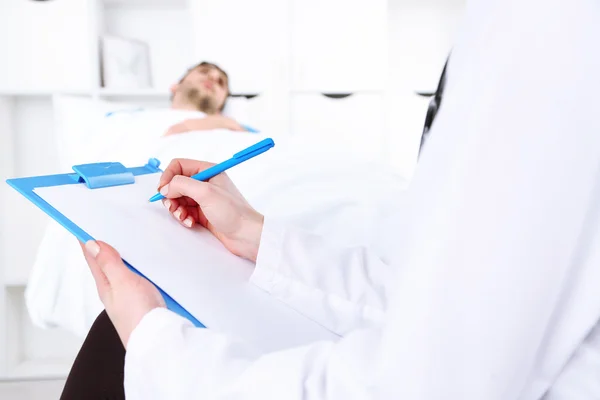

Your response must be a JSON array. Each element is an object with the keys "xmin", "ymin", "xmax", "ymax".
[{"xmin": 176, "ymin": 61, "xmax": 230, "ymax": 111}]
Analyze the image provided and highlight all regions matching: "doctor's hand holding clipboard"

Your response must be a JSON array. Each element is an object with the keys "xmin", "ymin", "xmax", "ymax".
[{"xmin": 82, "ymin": 157, "xmax": 265, "ymax": 348}]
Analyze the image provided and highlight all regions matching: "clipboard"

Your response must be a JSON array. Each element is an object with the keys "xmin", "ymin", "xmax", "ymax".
[
  {"xmin": 5, "ymin": 158, "xmax": 338, "ymax": 353},
  {"xmin": 6, "ymin": 158, "xmax": 203, "ymax": 327}
]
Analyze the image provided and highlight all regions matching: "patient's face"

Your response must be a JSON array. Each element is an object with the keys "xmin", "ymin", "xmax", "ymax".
[{"xmin": 173, "ymin": 65, "xmax": 229, "ymax": 114}]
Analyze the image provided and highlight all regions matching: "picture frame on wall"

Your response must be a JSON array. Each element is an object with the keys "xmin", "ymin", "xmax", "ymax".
[{"xmin": 100, "ymin": 35, "xmax": 152, "ymax": 89}]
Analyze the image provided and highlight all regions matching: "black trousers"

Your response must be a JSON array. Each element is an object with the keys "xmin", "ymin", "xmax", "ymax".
[{"xmin": 60, "ymin": 311, "xmax": 125, "ymax": 400}]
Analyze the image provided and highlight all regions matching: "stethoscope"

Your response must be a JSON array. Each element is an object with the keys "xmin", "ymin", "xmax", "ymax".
[{"xmin": 419, "ymin": 57, "xmax": 449, "ymax": 155}]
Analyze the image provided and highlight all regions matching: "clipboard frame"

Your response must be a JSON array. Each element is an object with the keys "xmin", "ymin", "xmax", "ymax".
[{"xmin": 5, "ymin": 158, "xmax": 204, "ymax": 328}]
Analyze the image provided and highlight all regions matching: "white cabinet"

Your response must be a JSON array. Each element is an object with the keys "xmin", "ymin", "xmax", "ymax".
[
  {"xmin": 290, "ymin": 93, "xmax": 385, "ymax": 160},
  {"xmin": 289, "ymin": 0, "xmax": 388, "ymax": 161},
  {"xmin": 291, "ymin": 0, "xmax": 387, "ymax": 92},
  {"xmin": 0, "ymin": 0, "xmax": 94, "ymax": 93},
  {"xmin": 189, "ymin": 0, "xmax": 290, "ymax": 94}
]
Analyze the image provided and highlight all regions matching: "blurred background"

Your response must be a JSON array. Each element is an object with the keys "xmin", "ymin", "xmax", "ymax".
[{"xmin": 0, "ymin": 0, "xmax": 464, "ymax": 397}]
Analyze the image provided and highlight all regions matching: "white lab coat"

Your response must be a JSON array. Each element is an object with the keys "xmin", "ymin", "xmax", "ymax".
[{"xmin": 123, "ymin": 0, "xmax": 600, "ymax": 398}]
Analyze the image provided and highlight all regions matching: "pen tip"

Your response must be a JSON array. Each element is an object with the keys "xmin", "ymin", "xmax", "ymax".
[{"xmin": 148, "ymin": 193, "xmax": 162, "ymax": 203}]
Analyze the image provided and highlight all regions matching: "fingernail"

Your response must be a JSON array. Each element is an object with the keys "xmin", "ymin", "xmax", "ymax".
[
  {"xmin": 164, "ymin": 199, "xmax": 171, "ymax": 210},
  {"xmin": 183, "ymin": 217, "xmax": 193, "ymax": 227},
  {"xmin": 160, "ymin": 184, "xmax": 169, "ymax": 196},
  {"xmin": 85, "ymin": 240, "xmax": 100, "ymax": 258},
  {"xmin": 174, "ymin": 209, "xmax": 182, "ymax": 220}
]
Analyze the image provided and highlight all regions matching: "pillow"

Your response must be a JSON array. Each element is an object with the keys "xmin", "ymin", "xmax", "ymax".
[
  {"xmin": 222, "ymin": 96, "xmax": 254, "ymax": 128},
  {"xmin": 222, "ymin": 94, "xmax": 284, "ymax": 135},
  {"xmin": 222, "ymin": 96, "xmax": 250, "ymax": 120}
]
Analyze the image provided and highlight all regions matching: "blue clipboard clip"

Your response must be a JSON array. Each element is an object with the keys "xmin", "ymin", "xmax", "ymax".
[{"xmin": 69, "ymin": 158, "xmax": 162, "ymax": 189}]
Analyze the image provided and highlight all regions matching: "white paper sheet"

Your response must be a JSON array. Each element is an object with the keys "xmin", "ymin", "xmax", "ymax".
[{"xmin": 34, "ymin": 173, "xmax": 338, "ymax": 353}]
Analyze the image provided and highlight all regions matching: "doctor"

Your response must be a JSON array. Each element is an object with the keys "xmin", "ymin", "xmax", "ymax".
[{"xmin": 69, "ymin": 0, "xmax": 600, "ymax": 398}]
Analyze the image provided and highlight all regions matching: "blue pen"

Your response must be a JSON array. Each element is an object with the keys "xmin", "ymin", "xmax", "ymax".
[{"xmin": 148, "ymin": 138, "xmax": 275, "ymax": 202}]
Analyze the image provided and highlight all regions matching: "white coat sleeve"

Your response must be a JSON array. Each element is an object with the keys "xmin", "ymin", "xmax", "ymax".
[
  {"xmin": 124, "ymin": 221, "xmax": 389, "ymax": 400},
  {"xmin": 249, "ymin": 218, "xmax": 391, "ymax": 335}
]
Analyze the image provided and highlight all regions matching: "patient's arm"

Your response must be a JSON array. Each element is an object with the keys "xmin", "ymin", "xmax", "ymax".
[{"xmin": 165, "ymin": 115, "xmax": 246, "ymax": 136}]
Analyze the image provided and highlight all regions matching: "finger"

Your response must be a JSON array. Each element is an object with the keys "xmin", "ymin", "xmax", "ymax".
[
  {"xmin": 181, "ymin": 213, "xmax": 195, "ymax": 228},
  {"xmin": 188, "ymin": 205, "xmax": 209, "ymax": 228},
  {"xmin": 162, "ymin": 197, "xmax": 197, "ymax": 212},
  {"xmin": 80, "ymin": 241, "xmax": 111, "ymax": 300},
  {"xmin": 158, "ymin": 159, "xmax": 216, "ymax": 189},
  {"xmin": 162, "ymin": 175, "xmax": 223, "ymax": 208},
  {"xmin": 177, "ymin": 196, "xmax": 199, "ymax": 207},
  {"xmin": 175, "ymin": 206, "xmax": 206, "ymax": 229},
  {"xmin": 172, "ymin": 205, "xmax": 198, "ymax": 228},
  {"xmin": 183, "ymin": 205, "xmax": 200, "ymax": 222},
  {"xmin": 172, "ymin": 205, "xmax": 187, "ymax": 223},
  {"xmin": 182, "ymin": 205, "xmax": 206, "ymax": 228},
  {"xmin": 85, "ymin": 240, "xmax": 133, "ymax": 285},
  {"xmin": 162, "ymin": 198, "xmax": 177, "ymax": 212}
]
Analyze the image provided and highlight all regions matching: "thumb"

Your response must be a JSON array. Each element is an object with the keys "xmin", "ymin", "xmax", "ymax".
[
  {"xmin": 161, "ymin": 175, "xmax": 219, "ymax": 207},
  {"xmin": 85, "ymin": 240, "xmax": 132, "ymax": 284}
]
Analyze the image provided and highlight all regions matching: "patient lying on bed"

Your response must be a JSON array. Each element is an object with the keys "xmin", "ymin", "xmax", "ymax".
[
  {"xmin": 80, "ymin": 60, "xmax": 266, "ymax": 172},
  {"xmin": 163, "ymin": 61, "xmax": 250, "ymax": 136}
]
